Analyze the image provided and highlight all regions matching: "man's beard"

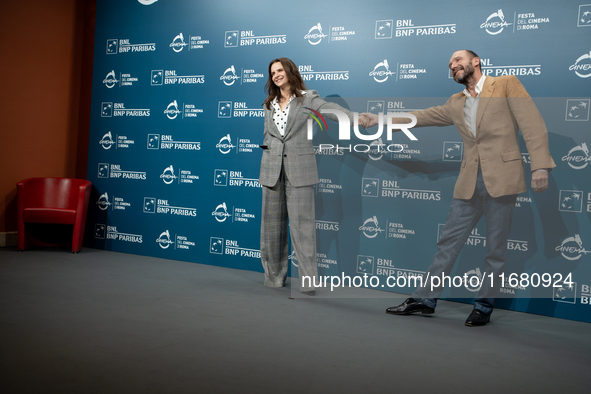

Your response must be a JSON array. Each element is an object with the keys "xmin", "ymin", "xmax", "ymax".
[{"xmin": 453, "ymin": 63, "xmax": 474, "ymax": 85}]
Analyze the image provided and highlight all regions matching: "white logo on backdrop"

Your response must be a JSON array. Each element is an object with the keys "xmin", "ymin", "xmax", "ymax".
[
  {"xmin": 443, "ymin": 142, "xmax": 463, "ymax": 162},
  {"xmin": 464, "ymin": 268, "xmax": 483, "ymax": 292},
  {"xmin": 357, "ymin": 255, "xmax": 375, "ymax": 275},
  {"xmin": 170, "ymin": 33, "xmax": 188, "ymax": 52},
  {"xmin": 160, "ymin": 165, "xmax": 177, "ymax": 184},
  {"xmin": 370, "ymin": 60, "xmax": 395, "ymax": 83},
  {"xmin": 305, "ymin": 23, "xmax": 327, "ymax": 45},
  {"xmin": 218, "ymin": 101, "xmax": 232, "ymax": 118},
  {"xmin": 216, "ymin": 134, "xmax": 235, "ymax": 154},
  {"xmin": 559, "ymin": 190, "xmax": 583, "ymax": 212},
  {"xmin": 577, "ymin": 5, "xmax": 591, "ymax": 27},
  {"xmin": 212, "ymin": 203, "xmax": 231, "ymax": 222},
  {"xmin": 102, "ymin": 70, "xmax": 118, "ymax": 88},
  {"xmin": 220, "ymin": 66, "xmax": 240, "ymax": 85},
  {"xmin": 555, "ymin": 234, "xmax": 590, "ymax": 261},
  {"xmin": 99, "ymin": 132, "xmax": 115, "ymax": 149},
  {"xmin": 359, "ymin": 216, "xmax": 385, "ymax": 238},
  {"xmin": 562, "ymin": 143, "xmax": 590, "ymax": 170},
  {"xmin": 566, "ymin": 99, "xmax": 590, "ymax": 121},
  {"xmin": 164, "ymin": 100, "xmax": 181, "ymax": 119},
  {"xmin": 375, "ymin": 20, "xmax": 393, "ymax": 39},
  {"xmin": 481, "ymin": 9, "xmax": 512, "ymax": 35},
  {"xmin": 569, "ymin": 51, "xmax": 591, "ymax": 78},
  {"xmin": 97, "ymin": 193, "xmax": 111, "ymax": 211},
  {"xmin": 156, "ymin": 230, "xmax": 173, "ymax": 249}
]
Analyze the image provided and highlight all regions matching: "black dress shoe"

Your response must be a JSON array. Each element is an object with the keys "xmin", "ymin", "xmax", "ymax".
[
  {"xmin": 386, "ymin": 298, "xmax": 435, "ymax": 315},
  {"xmin": 465, "ymin": 309, "xmax": 491, "ymax": 326}
]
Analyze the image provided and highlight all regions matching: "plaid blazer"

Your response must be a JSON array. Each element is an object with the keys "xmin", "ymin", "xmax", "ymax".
[{"xmin": 259, "ymin": 90, "xmax": 353, "ymax": 187}]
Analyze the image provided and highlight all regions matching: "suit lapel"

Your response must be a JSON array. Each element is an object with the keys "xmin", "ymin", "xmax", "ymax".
[
  {"xmin": 450, "ymin": 93, "xmax": 466, "ymax": 117},
  {"xmin": 283, "ymin": 96, "xmax": 303, "ymax": 139},
  {"xmin": 447, "ymin": 93, "xmax": 472, "ymax": 138},
  {"xmin": 475, "ymin": 76, "xmax": 495, "ymax": 133}
]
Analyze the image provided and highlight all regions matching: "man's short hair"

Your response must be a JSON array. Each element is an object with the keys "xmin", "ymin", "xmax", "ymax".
[{"xmin": 465, "ymin": 50, "xmax": 480, "ymax": 68}]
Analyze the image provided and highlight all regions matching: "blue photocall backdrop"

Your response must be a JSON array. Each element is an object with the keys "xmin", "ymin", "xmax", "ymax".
[{"xmin": 86, "ymin": 0, "xmax": 591, "ymax": 322}]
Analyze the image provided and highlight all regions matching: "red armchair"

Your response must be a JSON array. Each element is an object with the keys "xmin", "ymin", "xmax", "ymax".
[{"xmin": 17, "ymin": 177, "xmax": 92, "ymax": 253}]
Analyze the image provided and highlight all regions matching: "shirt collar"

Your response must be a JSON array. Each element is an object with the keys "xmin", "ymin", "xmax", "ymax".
[
  {"xmin": 463, "ymin": 75, "xmax": 486, "ymax": 98},
  {"xmin": 272, "ymin": 91, "xmax": 306, "ymax": 106}
]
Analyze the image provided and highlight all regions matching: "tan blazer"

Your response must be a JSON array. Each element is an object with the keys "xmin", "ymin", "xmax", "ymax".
[{"xmin": 410, "ymin": 75, "xmax": 556, "ymax": 199}]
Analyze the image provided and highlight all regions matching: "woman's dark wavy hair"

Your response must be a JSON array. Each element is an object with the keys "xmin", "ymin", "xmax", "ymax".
[{"xmin": 263, "ymin": 57, "xmax": 307, "ymax": 110}]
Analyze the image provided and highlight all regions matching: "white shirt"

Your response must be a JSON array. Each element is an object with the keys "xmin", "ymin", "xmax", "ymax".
[
  {"xmin": 462, "ymin": 75, "xmax": 486, "ymax": 137},
  {"xmin": 272, "ymin": 91, "xmax": 306, "ymax": 136}
]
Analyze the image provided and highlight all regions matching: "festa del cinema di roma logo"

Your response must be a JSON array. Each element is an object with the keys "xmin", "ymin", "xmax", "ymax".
[
  {"xmin": 480, "ymin": 9, "xmax": 512, "ymax": 35},
  {"xmin": 570, "ymin": 51, "xmax": 591, "ymax": 78},
  {"xmin": 304, "ymin": 23, "xmax": 328, "ymax": 45},
  {"xmin": 370, "ymin": 60, "xmax": 396, "ymax": 83},
  {"xmin": 303, "ymin": 108, "xmax": 418, "ymax": 153}
]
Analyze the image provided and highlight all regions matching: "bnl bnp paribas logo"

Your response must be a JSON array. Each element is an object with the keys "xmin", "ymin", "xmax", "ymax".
[
  {"xmin": 303, "ymin": 107, "xmax": 416, "ymax": 155},
  {"xmin": 217, "ymin": 101, "xmax": 264, "ymax": 118},
  {"xmin": 443, "ymin": 142, "xmax": 463, "ymax": 162},
  {"xmin": 559, "ymin": 190, "xmax": 584, "ymax": 213},
  {"xmin": 566, "ymin": 100, "xmax": 590, "ymax": 121},
  {"xmin": 209, "ymin": 237, "xmax": 260, "ymax": 258},
  {"xmin": 218, "ymin": 102, "xmax": 232, "ymax": 118},
  {"xmin": 553, "ymin": 282, "xmax": 577, "ymax": 305},
  {"xmin": 375, "ymin": 20, "xmax": 393, "ymax": 39},
  {"xmin": 357, "ymin": 256, "xmax": 375, "ymax": 275},
  {"xmin": 578, "ymin": 4, "xmax": 591, "ymax": 27},
  {"xmin": 481, "ymin": 9, "xmax": 512, "ymax": 35},
  {"xmin": 151, "ymin": 70, "xmax": 205, "ymax": 85},
  {"xmin": 105, "ymin": 39, "xmax": 155, "ymax": 54},
  {"xmin": 224, "ymin": 30, "xmax": 287, "ymax": 47}
]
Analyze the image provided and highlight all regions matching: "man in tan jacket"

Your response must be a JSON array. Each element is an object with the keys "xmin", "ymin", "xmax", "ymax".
[{"xmin": 363, "ymin": 50, "xmax": 555, "ymax": 326}]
